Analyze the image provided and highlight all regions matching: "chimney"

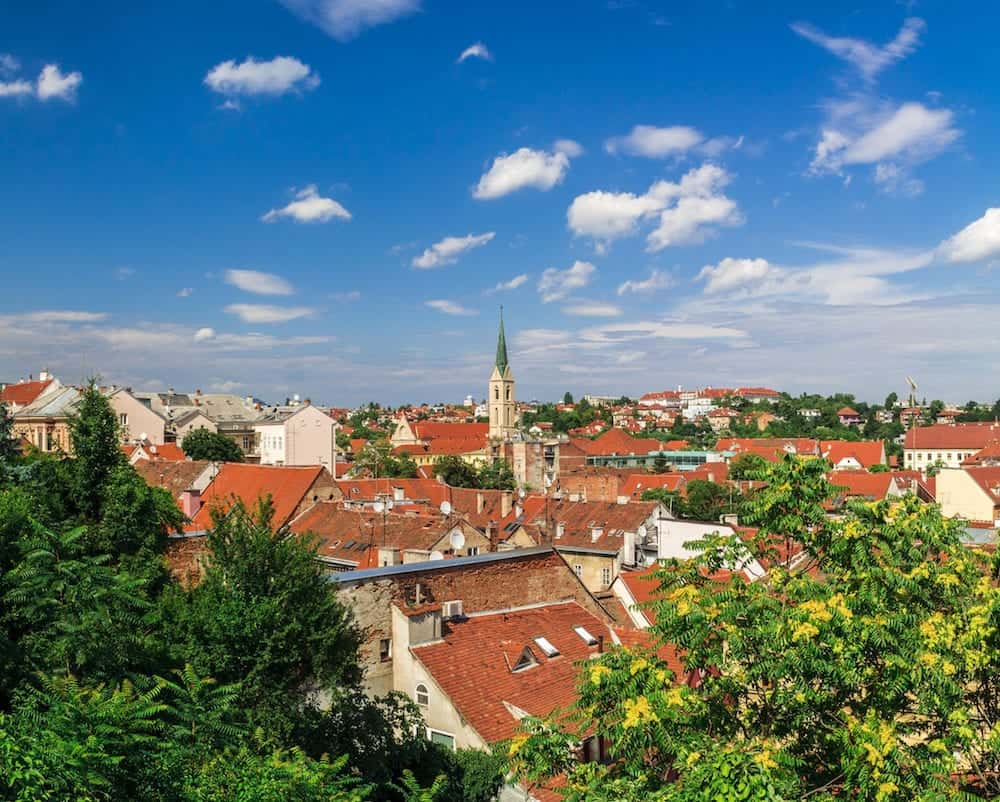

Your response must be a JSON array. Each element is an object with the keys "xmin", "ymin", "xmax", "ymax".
[
  {"xmin": 477, "ymin": 492, "xmax": 485, "ymax": 515},
  {"xmin": 487, "ymin": 520, "xmax": 499, "ymax": 550},
  {"xmin": 616, "ymin": 495, "xmax": 629, "ymax": 505},
  {"xmin": 556, "ymin": 521, "xmax": 566, "ymax": 539},
  {"xmin": 591, "ymin": 525, "xmax": 604, "ymax": 542},
  {"xmin": 500, "ymin": 490, "xmax": 513, "ymax": 518},
  {"xmin": 180, "ymin": 489, "xmax": 202, "ymax": 519}
]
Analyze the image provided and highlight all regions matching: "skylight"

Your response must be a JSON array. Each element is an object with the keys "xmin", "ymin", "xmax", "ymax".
[
  {"xmin": 533, "ymin": 636, "xmax": 560, "ymax": 657},
  {"xmin": 574, "ymin": 626, "xmax": 598, "ymax": 645},
  {"xmin": 512, "ymin": 646, "xmax": 537, "ymax": 672}
]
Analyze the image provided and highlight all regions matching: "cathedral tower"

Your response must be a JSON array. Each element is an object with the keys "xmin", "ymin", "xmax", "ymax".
[{"xmin": 488, "ymin": 308, "xmax": 516, "ymax": 440}]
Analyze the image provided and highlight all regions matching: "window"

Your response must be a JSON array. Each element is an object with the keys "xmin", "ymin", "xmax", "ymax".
[
  {"xmin": 494, "ymin": 387, "xmax": 499, "ymax": 400},
  {"xmin": 574, "ymin": 626, "xmax": 599, "ymax": 646},
  {"xmin": 601, "ymin": 567, "xmax": 612, "ymax": 587},
  {"xmin": 379, "ymin": 638, "xmax": 392, "ymax": 662},
  {"xmin": 534, "ymin": 636, "xmax": 560, "ymax": 657},
  {"xmin": 119, "ymin": 414, "xmax": 128, "ymax": 426},
  {"xmin": 466, "ymin": 546, "xmax": 480, "ymax": 557},
  {"xmin": 573, "ymin": 563, "xmax": 583, "ymax": 577},
  {"xmin": 513, "ymin": 646, "xmax": 537, "ymax": 672},
  {"xmin": 428, "ymin": 730, "xmax": 455, "ymax": 750},
  {"xmin": 415, "ymin": 683, "xmax": 429, "ymax": 706}
]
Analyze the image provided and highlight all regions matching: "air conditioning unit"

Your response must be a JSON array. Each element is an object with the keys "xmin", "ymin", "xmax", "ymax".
[{"xmin": 442, "ymin": 600, "xmax": 464, "ymax": 620}]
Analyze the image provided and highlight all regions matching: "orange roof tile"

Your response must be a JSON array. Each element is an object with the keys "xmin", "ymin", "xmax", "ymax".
[
  {"xmin": 188, "ymin": 463, "xmax": 324, "ymax": 532},
  {"xmin": 904, "ymin": 423, "xmax": 1000, "ymax": 450},
  {"xmin": 621, "ymin": 473, "xmax": 686, "ymax": 500},
  {"xmin": 1, "ymin": 379, "xmax": 52, "ymax": 407},
  {"xmin": 819, "ymin": 440, "xmax": 886, "ymax": 468}
]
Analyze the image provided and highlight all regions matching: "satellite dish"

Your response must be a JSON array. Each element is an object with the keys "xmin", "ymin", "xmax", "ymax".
[
  {"xmin": 373, "ymin": 501, "xmax": 384, "ymax": 513},
  {"xmin": 139, "ymin": 432, "xmax": 148, "ymax": 442},
  {"xmin": 449, "ymin": 530, "xmax": 466, "ymax": 551},
  {"xmin": 429, "ymin": 550, "xmax": 445, "ymax": 561},
  {"xmin": 440, "ymin": 501, "xmax": 452, "ymax": 516},
  {"xmin": 637, "ymin": 524, "xmax": 648, "ymax": 538},
  {"xmin": 518, "ymin": 488, "xmax": 526, "ymax": 499}
]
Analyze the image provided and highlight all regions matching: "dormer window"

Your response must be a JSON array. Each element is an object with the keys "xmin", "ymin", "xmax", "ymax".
[{"xmin": 512, "ymin": 646, "xmax": 538, "ymax": 672}]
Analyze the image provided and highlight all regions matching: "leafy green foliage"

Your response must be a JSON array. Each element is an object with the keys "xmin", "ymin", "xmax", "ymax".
[
  {"xmin": 92, "ymin": 464, "xmax": 184, "ymax": 555},
  {"xmin": 0, "ymin": 401, "xmax": 18, "ymax": 469},
  {"xmin": 163, "ymin": 502, "xmax": 361, "ymax": 741},
  {"xmin": 180, "ymin": 429, "xmax": 244, "ymax": 463},
  {"xmin": 511, "ymin": 456, "xmax": 1000, "ymax": 801},
  {"xmin": 354, "ymin": 439, "xmax": 418, "ymax": 479},
  {"xmin": 477, "ymin": 459, "xmax": 516, "ymax": 490},
  {"xmin": 432, "ymin": 455, "xmax": 481, "ymax": 488},
  {"xmin": 68, "ymin": 381, "xmax": 125, "ymax": 520},
  {"xmin": 727, "ymin": 452, "xmax": 769, "ymax": 480}
]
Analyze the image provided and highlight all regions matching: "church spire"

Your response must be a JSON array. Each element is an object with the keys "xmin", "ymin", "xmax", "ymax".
[{"xmin": 495, "ymin": 306, "xmax": 509, "ymax": 375}]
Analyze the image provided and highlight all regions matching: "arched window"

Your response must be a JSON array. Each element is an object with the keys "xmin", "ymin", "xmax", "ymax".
[
  {"xmin": 495, "ymin": 387, "xmax": 499, "ymax": 400},
  {"xmin": 506, "ymin": 387, "xmax": 510, "ymax": 400},
  {"xmin": 415, "ymin": 683, "xmax": 429, "ymax": 706}
]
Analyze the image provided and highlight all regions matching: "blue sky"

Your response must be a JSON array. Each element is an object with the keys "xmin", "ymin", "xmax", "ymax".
[{"xmin": 3, "ymin": 0, "xmax": 1000, "ymax": 405}]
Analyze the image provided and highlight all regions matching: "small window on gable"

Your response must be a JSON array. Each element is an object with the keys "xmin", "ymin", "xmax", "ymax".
[
  {"xmin": 534, "ymin": 636, "xmax": 560, "ymax": 657},
  {"xmin": 512, "ymin": 646, "xmax": 537, "ymax": 672},
  {"xmin": 415, "ymin": 683, "xmax": 429, "ymax": 706}
]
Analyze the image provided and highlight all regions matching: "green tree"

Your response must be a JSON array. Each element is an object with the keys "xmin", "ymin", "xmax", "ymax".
[
  {"xmin": 354, "ymin": 439, "xmax": 418, "ymax": 479},
  {"xmin": 883, "ymin": 391, "xmax": 898, "ymax": 411},
  {"xmin": 164, "ymin": 502, "xmax": 361, "ymax": 741},
  {"xmin": 68, "ymin": 381, "xmax": 124, "ymax": 520},
  {"xmin": 433, "ymin": 456, "xmax": 480, "ymax": 488},
  {"xmin": 727, "ymin": 452, "xmax": 769, "ymax": 481},
  {"xmin": 180, "ymin": 429, "xmax": 244, "ymax": 463},
  {"xmin": 640, "ymin": 487, "xmax": 684, "ymax": 517},
  {"xmin": 478, "ymin": 459, "xmax": 516, "ymax": 490},
  {"xmin": 93, "ymin": 464, "xmax": 184, "ymax": 555},
  {"xmin": 0, "ymin": 400, "xmax": 19, "ymax": 469},
  {"xmin": 683, "ymin": 479, "xmax": 738, "ymax": 522},
  {"xmin": 563, "ymin": 392, "xmax": 574, "ymax": 405},
  {"xmin": 511, "ymin": 460, "xmax": 1000, "ymax": 801}
]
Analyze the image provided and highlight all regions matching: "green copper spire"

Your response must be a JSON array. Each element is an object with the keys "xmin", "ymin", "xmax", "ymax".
[{"xmin": 495, "ymin": 306, "xmax": 509, "ymax": 374}]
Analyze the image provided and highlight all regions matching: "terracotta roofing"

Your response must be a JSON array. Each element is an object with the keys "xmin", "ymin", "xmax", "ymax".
[
  {"xmin": 538, "ymin": 499, "xmax": 659, "ymax": 552},
  {"xmin": 335, "ymin": 478, "xmax": 513, "ymax": 529},
  {"xmin": 290, "ymin": 502, "xmax": 473, "ymax": 559},
  {"xmin": 904, "ymin": 423, "xmax": 1000, "ymax": 450},
  {"xmin": 828, "ymin": 470, "xmax": 895, "ymax": 504},
  {"xmin": 964, "ymin": 466, "xmax": 1000, "ymax": 504},
  {"xmin": 125, "ymin": 441, "xmax": 187, "ymax": 462},
  {"xmin": 572, "ymin": 428, "xmax": 664, "ymax": 457},
  {"xmin": 618, "ymin": 565, "xmax": 742, "ymax": 626},
  {"xmin": 134, "ymin": 459, "xmax": 216, "ymax": 500},
  {"xmin": 411, "ymin": 602, "xmax": 614, "ymax": 743},
  {"xmin": 715, "ymin": 438, "xmax": 819, "ymax": 462},
  {"xmin": 1, "ymin": 379, "xmax": 53, "ymax": 407},
  {"xmin": 837, "ymin": 407, "xmax": 860, "ymax": 417},
  {"xmin": 735, "ymin": 387, "xmax": 780, "ymax": 397},
  {"xmin": 393, "ymin": 436, "xmax": 486, "ymax": 456},
  {"xmin": 819, "ymin": 440, "xmax": 886, "ymax": 468},
  {"xmin": 621, "ymin": 473, "xmax": 686, "ymax": 500},
  {"xmin": 640, "ymin": 390, "xmax": 681, "ymax": 401},
  {"xmin": 188, "ymin": 463, "xmax": 325, "ymax": 532},
  {"xmin": 963, "ymin": 441, "xmax": 1000, "ymax": 466},
  {"xmin": 410, "ymin": 421, "xmax": 489, "ymax": 443}
]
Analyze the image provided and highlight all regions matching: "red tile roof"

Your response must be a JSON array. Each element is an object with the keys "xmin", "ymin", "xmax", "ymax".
[
  {"xmin": 394, "ymin": 436, "xmax": 486, "ymax": 456},
  {"xmin": 963, "ymin": 441, "xmax": 1000, "ymax": 466},
  {"xmin": 124, "ymin": 441, "xmax": 187, "ymax": 462},
  {"xmin": 904, "ymin": 423, "xmax": 1000, "ymax": 450},
  {"xmin": 1, "ymin": 379, "xmax": 53, "ymax": 407},
  {"xmin": 411, "ymin": 421, "xmax": 488, "ymax": 443},
  {"xmin": 411, "ymin": 602, "xmax": 616, "ymax": 743},
  {"xmin": 828, "ymin": 470, "xmax": 895, "ymax": 504},
  {"xmin": 134, "ymin": 460, "xmax": 215, "ymax": 500},
  {"xmin": 188, "ymin": 463, "xmax": 325, "ymax": 532},
  {"xmin": 964, "ymin": 466, "xmax": 1000, "ymax": 504},
  {"xmin": 525, "ymin": 499, "xmax": 659, "ymax": 552},
  {"xmin": 621, "ymin": 473, "xmax": 686, "ymax": 500},
  {"xmin": 837, "ymin": 407, "xmax": 860, "ymax": 417},
  {"xmin": 819, "ymin": 440, "xmax": 886, "ymax": 468},
  {"xmin": 572, "ymin": 428, "xmax": 664, "ymax": 457},
  {"xmin": 715, "ymin": 438, "xmax": 818, "ymax": 462}
]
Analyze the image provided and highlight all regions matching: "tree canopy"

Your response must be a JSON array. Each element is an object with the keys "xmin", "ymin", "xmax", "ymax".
[
  {"xmin": 180, "ymin": 428, "xmax": 245, "ymax": 463},
  {"xmin": 513, "ymin": 455, "xmax": 1000, "ymax": 801}
]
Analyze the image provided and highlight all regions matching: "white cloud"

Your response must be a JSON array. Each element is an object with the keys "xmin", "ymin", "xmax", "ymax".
[
  {"xmin": 938, "ymin": 209, "xmax": 1000, "ymax": 264},
  {"xmin": 616, "ymin": 269, "xmax": 674, "ymax": 295},
  {"xmin": 224, "ymin": 304, "xmax": 313, "ymax": 323},
  {"xmin": 36, "ymin": 64, "xmax": 82, "ymax": 101},
  {"xmin": 425, "ymin": 299, "xmax": 478, "ymax": 316},
  {"xmin": 0, "ymin": 54, "xmax": 18, "ymax": 75},
  {"xmin": 605, "ymin": 125, "xmax": 703, "ymax": 158},
  {"xmin": 194, "ymin": 327, "xmax": 216, "ymax": 342},
  {"xmin": 489, "ymin": 273, "xmax": 529, "ymax": 293},
  {"xmin": 791, "ymin": 17, "xmax": 925, "ymax": 82},
  {"xmin": 225, "ymin": 269, "xmax": 294, "ymax": 296},
  {"xmin": 554, "ymin": 139, "xmax": 584, "ymax": 158},
  {"xmin": 177, "ymin": 287, "xmax": 193, "ymax": 298},
  {"xmin": 24, "ymin": 310, "xmax": 107, "ymax": 323},
  {"xmin": 473, "ymin": 147, "xmax": 571, "ymax": 199},
  {"xmin": 538, "ymin": 261, "xmax": 596, "ymax": 302},
  {"xmin": 261, "ymin": 185, "xmax": 351, "ymax": 223},
  {"xmin": 457, "ymin": 42, "xmax": 492, "ymax": 63},
  {"xmin": 873, "ymin": 162, "xmax": 924, "ymax": 197},
  {"xmin": 695, "ymin": 244, "xmax": 935, "ymax": 306},
  {"xmin": 809, "ymin": 99, "xmax": 959, "ymax": 181},
  {"xmin": 562, "ymin": 301, "xmax": 622, "ymax": 317},
  {"xmin": 204, "ymin": 56, "xmax": 318, "ymax": 97},
  {"xmin": 412, "ymin": 231, "xmax": 495, "ymax": 269},
  {"xmin": 697, "ymin": 257, "xmax": 782, "ymax": 295},
  {"xmin": 568, "ymin": 163, "xmax": 743, "ymax": 251},
  {"xmin": 278, "ymin": 0, "xmax": 420, "ymax": 41},
  {"xmin": 0, "ymin": 78, "xmax": 33, "ymax": 98}
]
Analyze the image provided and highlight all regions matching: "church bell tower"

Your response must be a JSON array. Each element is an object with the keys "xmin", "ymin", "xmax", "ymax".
[{"xmin": 488, "ymin": 308, "xmax": 516, "ymax": 441}]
